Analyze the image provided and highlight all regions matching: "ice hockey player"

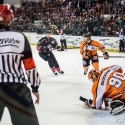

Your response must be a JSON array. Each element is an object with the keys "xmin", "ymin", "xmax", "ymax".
[
  {"xmin": 80, "ymin": 32, "xmax": 109, "ymax": 75},
  {"xmin": 36, "ymin": 30, "xmax": 64, "ymax": 75},
  {"xmin": 83, "ymin": 65, "xmax": 125, "ymax": 115}
]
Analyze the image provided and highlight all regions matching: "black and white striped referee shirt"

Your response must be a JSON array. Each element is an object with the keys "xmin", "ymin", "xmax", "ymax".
[
  {"xmin": 0, "ymin": 25, "xmax": 41, "ymax": 92},
  {"xmin": 59, "ymin": 33, "xmax": 66, "ymax": 40}
]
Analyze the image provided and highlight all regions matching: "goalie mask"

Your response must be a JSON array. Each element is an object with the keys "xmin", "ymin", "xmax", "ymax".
[
  {"xmin": 88, "ymin": 69, "xmax": 100, "ymax": 82},
  {"xmin": 0, "ymin": 4, "xmax": 14, "ymax": 25},
  {"xmin": 83, "ymin": 32, "xmax": 91, "ymax": 43}
]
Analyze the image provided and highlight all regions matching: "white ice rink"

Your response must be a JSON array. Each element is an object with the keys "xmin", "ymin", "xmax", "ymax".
[{"xmin": 1, "ymin": 46, "xmax": 125, "ymax": 125}]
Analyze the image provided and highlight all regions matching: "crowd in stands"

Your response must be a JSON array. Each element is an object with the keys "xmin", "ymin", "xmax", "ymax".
[{"xmin": 10, "ymin": 0, "xmax": 125, "ymax": 36}]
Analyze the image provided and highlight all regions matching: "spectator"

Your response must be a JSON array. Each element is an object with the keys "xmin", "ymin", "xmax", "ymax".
[
  {"xmin": 106, "ymin": 27, "xmax": 114, "ymax": 36},
  {"xmin": 9, "ymin": 0, "xmax": 125, "ymax": 36},
  {"xmin": 92, "ymin": 27, "xmax": 98, "ymax": 36}
]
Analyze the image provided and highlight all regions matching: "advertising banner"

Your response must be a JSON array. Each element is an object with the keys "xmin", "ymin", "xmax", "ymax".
[{"xmin": 24, "ymin": 33, "xmax": 120, "ymax": 52}]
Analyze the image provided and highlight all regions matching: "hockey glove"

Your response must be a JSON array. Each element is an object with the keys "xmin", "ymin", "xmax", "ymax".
[
  {"xmin": 79, "ymin": 96, "xmax": 97, "ymax": 109},
  {"xmin": 83, "ymin": 44, "xmax": 88, "ymax": 52},
  {"xmin": 83, "ymin": 99, "xmax": 93, "ymax": 108},
  {"xmin": 84, "ymin": 52, "xmax": 92, "ymax": 59},
  {"xmin": 83, "ymin": 99, "xmax": 102, "ymax": 109},
  {"xmin": 103, "ymin": 52, "xmax": 109, "ymax": 59},
  {"xmin": 44, "ymin": 45, "xmax": 52, "ymax": 53}
]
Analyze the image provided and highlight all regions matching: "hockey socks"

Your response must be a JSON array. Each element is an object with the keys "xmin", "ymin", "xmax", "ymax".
[{"xmin": 51, "ymin": 67, "xmax": 58, "ymax": 75}]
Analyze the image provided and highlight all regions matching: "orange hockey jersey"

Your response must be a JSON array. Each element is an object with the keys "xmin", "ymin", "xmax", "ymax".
[
  {"xmin": 80, "ymin": 40, "xmax": 105, "ymax": 58},
  {"xmin": 91, "ymin": 65, "xmax": 125, "ymax": 109}
]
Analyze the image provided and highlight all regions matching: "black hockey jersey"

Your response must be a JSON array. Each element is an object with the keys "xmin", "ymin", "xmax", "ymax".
[{"xmin": 36, "ymin": 36, "xmax": 58, "ymax": 53}]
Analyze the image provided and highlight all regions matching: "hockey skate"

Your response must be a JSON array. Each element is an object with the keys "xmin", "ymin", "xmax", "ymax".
[
  {"xmin": 58, "ymin": 70, "xmax": 64, "ymax": 74},
  {"xmin": 84, "ymin": 70, "xmax": 88, "ymax": 75},
  {"xmin": 52, "ymin": 70, "xmax": 58, "ymax": 75}
]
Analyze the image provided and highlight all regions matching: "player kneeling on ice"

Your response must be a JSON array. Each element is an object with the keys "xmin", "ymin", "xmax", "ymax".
[
  {"xmin": 80, "ymin": 32, "xmax": 109, "ymax": 75},
  {"xmin": 36, "ymin": 30, "xmax": 64, "ymax": 75},
  {"xmin": 80, "ymin": 65, "xmax": 125, "ymax": 115}
]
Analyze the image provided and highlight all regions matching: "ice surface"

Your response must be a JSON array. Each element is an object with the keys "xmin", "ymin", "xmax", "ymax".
[{"xmin": 1, "ymin": 46, "xmax": 125, "ymax": 125}]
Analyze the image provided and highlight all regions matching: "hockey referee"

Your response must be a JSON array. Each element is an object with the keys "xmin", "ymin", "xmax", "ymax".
[
  {"xmin": 116, "ymin": 28, "xmax": 125, "ymax": 52},
  {"xmin": 0, "ymin": 4, "xmax": 41, "ymax": 125},
  {"xmin": 119, "ymin": 28, "xmax": 125, "ymax": 52},
  {"xmin": 58, "ymin": 29, "xmax": 67, "ymax": 51}
]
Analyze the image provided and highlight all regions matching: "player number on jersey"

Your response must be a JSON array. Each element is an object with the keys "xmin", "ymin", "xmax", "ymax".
[{"xmin": 109, "ymin": 72, "xmax": 125, "ymax": 88}]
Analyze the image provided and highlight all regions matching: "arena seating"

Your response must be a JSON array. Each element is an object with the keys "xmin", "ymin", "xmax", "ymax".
[{"xmin": 10, "ymin": 0, "xmax": 125, "ymax": 36}]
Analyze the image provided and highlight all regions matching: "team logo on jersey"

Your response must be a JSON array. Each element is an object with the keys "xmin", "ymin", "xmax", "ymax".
[
  {"xmin": 51, "ymin": 41, "xmax": 55, "ymax": 44},
  {"xmin": 87, "ymin": 45, "xmax": 97, "ymax": 50},
  {"xmin": 0, "ymin": 38, "xmax": 20, "ymax": 48}
]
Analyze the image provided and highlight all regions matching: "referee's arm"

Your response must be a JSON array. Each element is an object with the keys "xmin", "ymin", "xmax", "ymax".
[{"xmin": 22, "ymin": 35, "xmax": 41, "ymax": 92}]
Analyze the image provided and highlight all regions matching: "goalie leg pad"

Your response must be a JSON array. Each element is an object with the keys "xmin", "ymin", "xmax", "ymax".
[{"xmin": 109, "ymin": 100, "xmax": 125, "ymax": 115}]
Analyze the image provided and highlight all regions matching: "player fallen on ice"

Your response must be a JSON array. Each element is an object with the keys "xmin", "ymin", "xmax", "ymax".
[
  {"xmin": 81, "ymin": 65, "xmax": 125, "ymax": 115},
  {"xmin": 36, "ymin": 30, "xmax": 64, "ymax": 75},
  {"xmin": 80, "ymin": 32, "xmax": 109, "ymax": 75}
]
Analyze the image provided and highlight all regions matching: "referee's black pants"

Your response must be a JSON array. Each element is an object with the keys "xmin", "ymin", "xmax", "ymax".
[
  {"xmin": 0, "ymin": 83, "xmax": 39, "ymax": 125},
  {"xmin": 119, "ymin": 40, "xmax": 124, "ymax": 52},
  {"xmin": 60, "ymin": 39, "xmax": 67, "ymax": 50}
]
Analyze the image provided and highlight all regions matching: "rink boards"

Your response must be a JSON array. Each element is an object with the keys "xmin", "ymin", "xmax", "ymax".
[{"xmin": 24, "ymin": 33, "xmax": 120, "ymax": 52}]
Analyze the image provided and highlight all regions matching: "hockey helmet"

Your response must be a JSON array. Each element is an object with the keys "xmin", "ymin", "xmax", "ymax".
[
  {"xmin": 83, "ymin": 32, "xmax": 91, "ymax": 43},
  {"xmin": 88, "ymin": 69, "xmax": 99, "ymax": 82},
  {"xmin": 83, "ymin": 32, "xmax": 91, "ymax": 38},
  {"xmin": 0, "ymin": 4, "xmax": 14, "ymax": 24}
]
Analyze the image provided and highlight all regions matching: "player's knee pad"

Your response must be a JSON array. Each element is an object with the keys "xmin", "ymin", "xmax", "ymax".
[{"xmin": 109, "ymin": 100, "xmax": 125, "ymax": 115}]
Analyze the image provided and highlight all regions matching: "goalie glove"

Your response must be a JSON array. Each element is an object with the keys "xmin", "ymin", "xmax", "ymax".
[
  {"xmin": 103, "ymin": 52, "xmax": 109, "ymax": 59},
  {"xmin": 109, "ymin": 100, "xmax": 125, "ymax": 115}
]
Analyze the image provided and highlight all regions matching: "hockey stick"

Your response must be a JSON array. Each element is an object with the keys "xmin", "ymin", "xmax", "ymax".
[
  {"xmin": 98, "ymin": 56, "xmax": 125, "ymax": 58},
  {"xmin": 79, "ymin": 96, "xmax": 93, "ymax": 104},
  {"xmin": 79, "ymin": 96, "xmax": 88, "ymax": 102}
]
